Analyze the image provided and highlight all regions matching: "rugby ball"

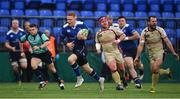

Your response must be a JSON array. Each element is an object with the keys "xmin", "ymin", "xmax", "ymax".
[{"xmin": 77, "ymin": 29, "xmax": 89, "ymax": 40}]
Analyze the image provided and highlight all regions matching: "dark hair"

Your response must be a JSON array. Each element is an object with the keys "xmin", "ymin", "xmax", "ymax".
[
  {"xmin": 118, "ymin": 16, "xmax": 126, "ymax": 20},
  {"xmin": 67, "ymin": 12, "xmax": 77, "ymax": 17},
  {"xmin": 147, "ymin": 16, "xmax": 157, "ymax": 22},
  {"xmin": 29, "ymin": 24, "xmax": 38, "ymax": 28}
]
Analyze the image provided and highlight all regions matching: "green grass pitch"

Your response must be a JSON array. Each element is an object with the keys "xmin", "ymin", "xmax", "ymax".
[{"xmin": 0, "ymin": 82, "xmax": 180, "ymax": 98}]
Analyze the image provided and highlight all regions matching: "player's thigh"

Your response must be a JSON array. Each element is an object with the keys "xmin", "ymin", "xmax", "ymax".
[
  {"xmin": 124, "ymin": 57, "xmax": 134, "ymax": 68},
  {"xmin": 31, "ymin": 57, "xmax": 41, "ymax": 70},
  {"xmin": 19, "ymin": 57, "xmax": 27, "ymax": 69},
  {"xmin": 104, "ymin": 53, "xmax": 117, "ymax": 72},
  {"xmin": 68, "ymin": 54, "xmax": 77, "ymax": 64}
]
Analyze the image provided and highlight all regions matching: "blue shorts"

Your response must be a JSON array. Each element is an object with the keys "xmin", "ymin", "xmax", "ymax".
[
  {"xmin": 9, "ymin": 52, "xmax": 22, "ymax": 62},
  {"xmin": 122, "ymin": 48, "xmax": 137, "ymax": 59}
]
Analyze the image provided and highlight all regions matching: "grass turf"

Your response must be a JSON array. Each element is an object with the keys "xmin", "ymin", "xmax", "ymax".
[{"xmin": 0, "ymin": 82, "xmax": 180, "ymax": 98}]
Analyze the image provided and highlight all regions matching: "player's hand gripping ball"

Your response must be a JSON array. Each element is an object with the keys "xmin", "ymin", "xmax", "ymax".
[{"xmin": 77, "ymin": 29, "xmax": 89, "ymax": 40}]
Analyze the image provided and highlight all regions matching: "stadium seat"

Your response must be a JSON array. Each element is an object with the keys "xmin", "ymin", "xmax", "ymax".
[
  {"xmin": 108, "ymin": 0, "xmax": 121, "ymax": 4},
  {"xmin": 148, "ymin": 0, "xmax": 160, "ymax": 4},
  {"xmin": 25, "ymin": 9, "xmax": 38, "ymax": 16},
  {"xmin": 28, "ymin": 18, "xmax": 40, "ymax": 25},
  {"xmin": 135, "ymin": 12, "xmax": 147, "ymax": 17},
  {"xmin": 39, "ymin": 27, "xmax": 52, "ymax": 33},
  {"xmin": 39, "ymin": 10, "xmax": 52, "ymax": 16},
  {"xmin": 0, "ymin": 1, "xmax": 10, "ymax": 9},
  {"xmin": 0, "ymin": 27, "xmax": 8, "ymax": 36},
  {"xmin": 94, "ymin": 11, "xmax": 107, "ymax": 18},
  {"xmin": 84, "ymin": 20, "xmax": 95, "ymax": 28},
  {"xmin": 0, "ymin": 9, "xmax": 9, "ymax": 16},
  {"xmin": 53, "ymin": 27, "xmax": 61, "ymax": 37},
  {"xmin": 161, "ymin": 0, "xmax": 174, "ymax": 4},
  {"xmin": 0, "ymin": 18, "xmax": 11, "ymax": 27},
  {"xmin": 176, "ymin": 4, "xmax": 180, "ymax": 12},
  {"xmin": 81, "ymin": 11, "xmax": 94, "ymax": 17},
  {"xmin": 122, "ymin": 11, "xmax": 134, "ymax": 17},
  {"xmin": 121, "ymin": 0, "xmax": 134, "ymax": 4},
  {"xmin": 94, "ymin": 0, "xmax": 108, "ymax": 3},
  {"xmin": 83, "ymin": 1, "xmax": 95, "ymax": 11},
  {"xmin": 42, "ymin": 19, "xmax": 53, "ymax": 27},
  {"xmin": 163, "ymin": 4, "xmax": 173, "ymax": 12},
  {"xmin": 134, "ymin": 0, "xmax": 147, "ymax": 4},
  {"xmin": 175, "ymin": 0, "xmax": 180, "ymax": 4},
  {"xmin": 55, "ymin": 0, "xmax": 66, "ymax": 3},
  {"xmin": 150, "ymin": 4, "xmax": 160, "ymax": 12},
  {"xmin": 123, "ymin": 4, "xmax": 134, "ymax": 11},
  {"xmin": 162, "ymin": 12, "xmax": 174, "ymax": 18},
  {"xmin": 135, "ymin": 28, "xmax": 143, "ymax": 34},
  {"xmin": 148, "ymin": 12, "xmax": 161, "ymax": 17},
  {"xmin": 68, "ymin": 1, "xmax": 82, "ymax": 10},
  {"xmin": 107, "ymin": 11, "xmax": 120, "ymax": 17},
  {"xmin": 137, "ymin": 20, "xmax": 146, "ymax": 28},
  {"xmin": 11, "ymin": 9, "xmax": 24, "ymax": 16},
  {"xmin": 136, "ymin": 4, "xmax": 147, "ymax": 11},
  {"xmin": 14, "ymin": 2, "xmax": 24, "ymax": 9},
  {"xmin": 165, "ymin": 20, "xmax": 176, "ymax": 29},
  {"xmin": 56, "ymin": 3, "xmax": 66, "ymax": 10},
  {"xmin": 41, "ymin": 0, "xmax": 53, "ymax": 3},
  {"xmin": 109, "ymin": 4, "xmax": 120, "ymax": 11},
  {"xmin": 165, "ymin": 29, "xmax": 176, "ymax": 46},
  {"xmin": 53, "ymin": 10, "xmax": 66, "ymax": 16},
  {"xmin": 0, "ymin": 36, "xmax": 6, "ymax": 43},
  {"xmin": 26, "ymin": 0, "xmax": 41, "ymax": 9},
  {"xmin": 175, "ymin": 12, "xmax": 180, "ymax": 17},
  {"xmin": 177, "ymin": 29, "xmax": 180, "ymax": 39},
  {"xmin": 56, "ymin": 19, "xmax": 65, "ymax": 27},
  {"xmin": 96, "ymin": 3, "xmax": 107, "ymax": 11},
  {"xmin": 127, "ymin": 20, "xmax": 136, "ymax": 28}
]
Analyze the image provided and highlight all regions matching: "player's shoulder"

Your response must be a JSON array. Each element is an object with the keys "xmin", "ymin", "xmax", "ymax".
[
  {"xmin": 63, "ymin": 23, "xmax": 69, "ymax": 28},
  {"xmin": 6, "ymin": 30, "xmax": 13, "ymax": 35},
  {"xmin": 18, "ymin": 28, "xmax": 24, "ymax": 32},
  {"xmin": 156, "ymin": 26, "xmax": 164, "ymax": 31},
  {"xmin": 141, "ymin": 27, "xmax": 148, "ymax": 34}
]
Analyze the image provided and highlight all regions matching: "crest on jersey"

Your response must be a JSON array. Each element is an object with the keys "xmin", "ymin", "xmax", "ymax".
[
  {"xmin": 67, "ymin": 30, "xmax": 71, "ymax": 32},
  {"xmin": 10, "ymin": 34, "xmax": 14, "ymax": 38}
]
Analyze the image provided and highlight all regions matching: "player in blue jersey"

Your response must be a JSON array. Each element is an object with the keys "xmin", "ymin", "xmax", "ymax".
[
  {"xmin": 61, "ymin": 12, "xmax": 104, "ymax": 91},
  {"xmin": 118, "ymin": 16, "xmax": 142, "ymax": 88},
  {"xmin": 5, "ymin": 19, "xmax": 27, "ymax": 84}
]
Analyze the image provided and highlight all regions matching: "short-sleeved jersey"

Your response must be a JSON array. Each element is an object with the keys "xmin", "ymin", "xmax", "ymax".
[
  {"xmin": 95, "ymin": 28, "xmax": 124, "ymax": 53},
  {"xmin": 20, "ymin": 32, "xmax": 49, "ymax": 54},
  {"xmin": 61, "ymin": 21, "xmax": 88, "ymax": 50},
  {"xmin": 140, "ymin": 26, "xmax": 167, "ymax": 52},
  {"xmin": 119, "ymin": 24, "xmax": 138, "ymax": 51},
  {"xmin": 6, "ymin": 28, "xmax": 26, "ymax": 52}
]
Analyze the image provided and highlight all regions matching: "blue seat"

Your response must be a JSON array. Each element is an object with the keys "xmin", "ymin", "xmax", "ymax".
[
  {"xmin": 0, "ymin": 27, "xmax": 8, "ymax": 36},
  {"xmin": 150, "ymin": 4, "xmax": 160, "ymax": 12},
  {"xmin": 148, "ymin": 0, "xmax": 160, "ymax": 4},
  {"xmin": 162, "ymin": 12, "xmax": 174, "ymax": 18},
  {"xmin": 176, "ymin": 4, "xmax": 180, "ymax": 12},
  {"xmin": 122, "ymin": 11, "xmax": 134, "ymax": 17},
  {"xmin": 55, "ymin": 0, "xmax": 66, "ymax": 3},
  {"xmin": 163, "ymin": 4, "xmax": 173, "ymax": 12},
  {"xmin": 109, "ymin": 4, "xmax": 120, "ymax": 11},
  {"xmin": 135, "ymin": 12, "xmax": 147, "ymax": 17},
  {"xmin": 148, "ymin": 12, "xmax": 161, "ymax": 17},
  {"xmin": 161, "ymin": 0, "xmax": 174, "ymax": 4},
  {"xmin": 135, "ymin": 28, "xmax": 143, "ymax": 34},
  {"xmin": 94, "ymin": 0, "xmax": 108, "ymax": 3},
  {"xmin": 11, "ymin": 9, "xmax": 24, "ymax": 16},
  {"xmin": 137, "ymin": 4, "xmax": 147, "ymax": 11},
  {"xmin": 14, "ymin": 2, "xmax": 24, "ymax": 9},
  {"xmin": 28, "ymin": 18, "xmax": 40, "ymax": 25},
  {"xmin": 56, "ymin": 19, "xmax": 65, "ymax": 27},
  {"xmin": 108, "ymin": 0, "xmax": 121, "ymax": 4},
  {"xmin": 0, "ymin": 9, "xmax": 9, "ymax": 16},
  {"xmin": 81, "ymin": 11, "xmax": 94, "ymax": 17},
  {"xmin": 0, "ymin": 1, "xmax": 10, "ymax": 9},
  {"xmin": 56, "ymin": 3, "xmax": 66, "ymax": 10},
  {"xmin": 26, "ymin": 0, "xmax": 41, "ymax": 9},
  {"xmin": 108, "ymin": 11, "xmax": 120, "ymax": 17},
  {"xmin": 42, "ymin": 19, "xmax": 53, "ymax": 27},
  {"xmin": 121, "ymin": 0, "xmax": 134, "ymax": 4},
  {"xmin": 123, "ymin": 4, "xmax": 133, "ymax": 11},
  {"xmin": 175, "ymin": 0, "xmax": 180, "ymax": 4},
  {"xmin": 25, "ymin": 9, "xmax": 38, "ymax": 16},
  {"xmin": 0, "ymin": 18, "xmax": 11, "ymax": 27},
  {"xmin": 39, "ymin": 27, "xmax": 51, "ymax": 33},
  {"xmin": 165, "ymin": 29, "xmax": 176, "ymax": 46},
  {"xmin": 134, "ymin": 0, "xmax": 147, "ymax": 4},
  {"xmin": 165, "ymin": 21, "xmax": 176, "ymax": 29},
  {"xmin": 83, "ymin": 1, "xmax": 94, "ymax": 11},
  {"xmin": 127, "ymin": 20, "xmax": 136, "ymax": 28},
  {"xmin": 53, "ymin": 10, "xmax": 66, "ymax": 16},
  {"xmin": 96, "ymin": 3, "xmax": 107, "ymax": 11},
  {"xmin": 0, "ymin": 36, "xmax": 6, "ymax": 43},
  {"xmin": 39, "ymin": 10, "xmax": 52, "ymax": 16},
  {"xmin": 53, "ymin": 27, "xmax": 61, "ymax": 37},
  {"xmin": 94, "ymin": 11, "xmax": 107, "ymax": 18},
  {"xmin": 69, "ymin": 1, "xmax": 82, "ymax": 10},
  {"xmin": 41, "ymin": 0, "xmax": 53, "ymax": 3},
  {"xmin": 175, "ymin": 12, "xmax": 180, "ymax": 18},
  {"xmin": 84, "ymin": 20, "xmax": 95, "ymax": 28},
  {"xmin": 137, "ymin": 20, "xmax": 146, "ymax": 28},
  {"xmin": 177, "ymin": 29, "xmax": 180, "ymax": 39}
]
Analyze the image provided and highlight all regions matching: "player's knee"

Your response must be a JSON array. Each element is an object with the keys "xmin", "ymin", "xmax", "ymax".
[
  {"xmin": 68, "ymin": 57, "xmax": 75, "ymax": 65},
  {"xmin": 48, "ymin": 63, "xmax": 56, "ymax": 73},
  {"xmin": 11, "ymin": 61, "xmax": 18, "ymax": 70}
]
